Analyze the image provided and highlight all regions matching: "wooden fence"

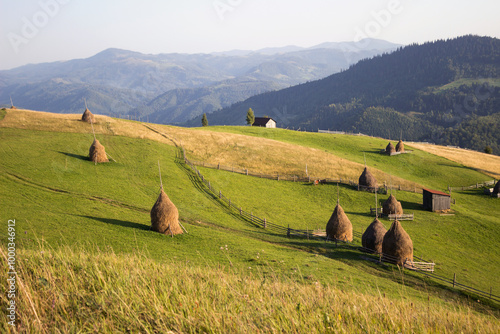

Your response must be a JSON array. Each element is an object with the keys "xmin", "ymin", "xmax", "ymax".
[
  {"xmin": 449, "ymin": 180, "xmax": 497, "ymax": 192},
  {"xmin": 188, "ymin": 159, "xmax": 424, "ymax": 194},
  {"xmin": 180, "ymin": 147, "xmax": 499, "ymax": 304}
]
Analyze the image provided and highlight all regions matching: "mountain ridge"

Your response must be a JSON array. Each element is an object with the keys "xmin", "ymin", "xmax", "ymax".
[
  {"xmin": 0, "ymin": 39, "xmax": 400, "ymax": 121},
  {"xmin": 190, "ymin": 35, "xmax": 500, "ymax": 153}
]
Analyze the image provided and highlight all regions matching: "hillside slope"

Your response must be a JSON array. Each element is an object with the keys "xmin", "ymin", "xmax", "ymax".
[
  {"xmin": 1, "ymin": 109, "xmax": 499, "ymax": 331},
  {"xmin": 196, "ymin": 35, "xmax": 500, "ymax": 153}
]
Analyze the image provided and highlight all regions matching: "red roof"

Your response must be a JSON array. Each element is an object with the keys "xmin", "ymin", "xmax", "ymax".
[{"xmin": 423, "ymin": 188, "xmax": 450, "ymax": 197}]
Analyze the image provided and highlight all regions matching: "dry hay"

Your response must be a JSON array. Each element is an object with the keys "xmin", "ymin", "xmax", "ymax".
[
  {"xmin": 382, "ymin": 220, "xmax": 413, "ymax": 265},
  {"xmin": 362, "ymin": 218, "xmax": 387, "ymax": 254},
  {"xmin": 81, "ymin": 108, "xmax": 95, "ymax": 123},
  {"xmin": 326, "ymin": 203, "xmax": 352, "ymax": 241},
  {"xmin": 150, "ymin": 188, "xmax": 183, "ymax": 236},
  {"xmin": 358, "ymin": 167, "xmax": 377, "ymax": 190},
  {"xmin": 396, "ymin": 140, "xmax": 405, "ymax": 152},
  {"xmin": 386, "ymin": 142, "xmax": 396, "ymax": 155},
  {"xmin": 382, "ymin": 194, "xmax": 403, "ymax": 215},
  {"xmin": 88, "ymin": 139, "xmax": 109, "ymax": 163}
]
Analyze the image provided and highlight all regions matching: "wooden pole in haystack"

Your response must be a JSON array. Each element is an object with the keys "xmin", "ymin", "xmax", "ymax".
[{"xmin": 9, "ymin": 95, "xmax": 14, "ymax": 108}]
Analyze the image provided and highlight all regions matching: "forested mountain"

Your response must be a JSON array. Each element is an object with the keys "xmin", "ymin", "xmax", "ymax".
[
  {"xmin": 192, "ymin": 36, "xmax": 500, "ymax": 154},
  {"xmin": 0, "ymin": 39, "xmax": 398, "ymax": 121}
]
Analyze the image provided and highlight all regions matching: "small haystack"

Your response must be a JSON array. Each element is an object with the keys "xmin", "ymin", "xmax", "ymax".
[
  {"xmin": 150, "ymin": 188, "xmax": 183, "ymax": 236},
  {"xmin": 362, "ymin": 218, "xmax": 387, "ymax": 254},
  {"xmin": 382, "ymin": 220, "xmax": 413, "ymax": 265},
  {"xmin": 81, "ymin": 108, "xmax": 95, "ymax": 123},
  {"xmin": 492, "ymin": 180, "xmax": 500, "ymax": 198},
  {"xmin": 383, "ymin": 194, "xmax": 403, "ymax": 216},
  {"xmin": 386, "ymin": 142, "xmax": 396, "ymax": 155},
  {"xmin": 326, "ymin": 202, "xmax": 353, "ymax": 241},
  {"xmin": 358, "ymin": 167, "xmax": 377, "ymax": 190},
  {"xmin": 89, "ymin": 139, "xmax": 109, "ymax": 163},
  {"xmin": 396, "ymin": 140, "xmax": 405, "ymax": 153}
]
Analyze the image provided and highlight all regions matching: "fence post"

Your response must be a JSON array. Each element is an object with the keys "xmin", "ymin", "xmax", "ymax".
[
  {"xmin": 219, "ymin": 191, "xmax": 221, "ymax": 199},
  {"xmin": 228, "ymin": 199, "xmax": 231, "ymax": 207},
  {"xmin": 277, "ymin": 174, "xmax": 280, "ymax": 181},
  {"xmin": 251, "ymin": 212, "xmax": 253, "ymax": 222},
  {"xmin": 239, "ymin": 207, "xmax": 242, "ymax": 215},
  {"xmin": 246, "ymin": 169, "xmax": 248, "ymax": 176},
  {"xmin": 208, "ymin": 181, "xmax": 211, "ymax": 190},
  {"xmin": 218, "ymin": 163, "xmax": 220, "ymax": 170},
  {"xmin": 263, "ymin": 218, "xmax": 267, "ymax": 229},
  {"xmin": 453, "ymin": 273, "xmax": 456, "ymax": 287}
]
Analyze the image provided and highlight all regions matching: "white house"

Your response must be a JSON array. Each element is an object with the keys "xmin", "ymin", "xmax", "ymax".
[{"xmin": 252, "ymin": 117, "xmax": 276, "ymax": 128}]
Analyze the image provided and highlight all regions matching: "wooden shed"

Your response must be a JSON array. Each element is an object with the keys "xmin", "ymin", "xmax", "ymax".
[
  {"xmin": 253, "ymin": 117, "xmax": 277, "ymax": 128},
  {"xmin": 422, "ymin": 188, "xmax": 451, "ymax": 212}
]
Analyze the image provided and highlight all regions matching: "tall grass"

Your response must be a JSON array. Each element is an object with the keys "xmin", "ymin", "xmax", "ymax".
[{"xmin": 1, "ymin": 243, "xmax": 498, "ymax": 333}]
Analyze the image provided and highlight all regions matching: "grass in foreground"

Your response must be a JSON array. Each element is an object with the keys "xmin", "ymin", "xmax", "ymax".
[{"xmin": 1, "ymin": 243, "xmax": 498, "ymax": 333}]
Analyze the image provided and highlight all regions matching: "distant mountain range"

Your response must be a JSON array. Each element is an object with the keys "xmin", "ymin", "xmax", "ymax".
[
  {"xmin": 0, "ymin": 39, "xmax": 400, "ymax": 123},
  {"xmin": 191, "ymin": 35, "xmax": 500, "ymax": 154}
]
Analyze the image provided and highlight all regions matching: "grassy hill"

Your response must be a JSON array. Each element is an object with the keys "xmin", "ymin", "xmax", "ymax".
[{"xmin": 1, "ymin": 109, "xmax": 499, "ymax": 332}]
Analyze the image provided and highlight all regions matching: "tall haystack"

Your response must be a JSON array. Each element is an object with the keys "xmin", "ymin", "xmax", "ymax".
[
  {"xmin": 81, "ymin": 108, "xmax": 95, "ymax": 123},
  {"xmin": 326, "ymin": 202, "xmax": 353, "ymax": 241},
  {"xmin": 383, "ymin": 194, "xmax": 403, "ymax": 215},
  {"xmin": 89, "ymin": 139, "xmax": 109, "ymax": 163},
  {"xmin": 493, "ymin": 180, "xmax": 500, "ymax": 194},
  {"xmin": 396, "ymin": 140, "xmax": 405, "ymax": 153},
  {"xmin": 382, "ymin": 220, "xmax": 413, "ymax": 265},
  {"xmin": 150, "ymin": 188, "xmax": 183, "ymax": 235},
  {"xmin": 358, "ymin": 167, "xmax": 377, "ymax": 190},
  {"xmin": 386, "ymin": 142, "xmax": 396, "ymax": 155},
  {"xmin": 362, "ymin": 218, "xmax": 387, "ymax": 254}
]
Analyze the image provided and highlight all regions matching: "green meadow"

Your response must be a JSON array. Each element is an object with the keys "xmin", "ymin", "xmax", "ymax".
[{"xmin": 0, "ymin": 112, "xmax": 499, "ymax": 332}]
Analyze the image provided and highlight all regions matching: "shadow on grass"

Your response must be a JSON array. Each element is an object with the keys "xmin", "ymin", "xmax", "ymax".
[
  {"xmin": 58, "ymin": 151, "xmax": 89, "ymax": 161},
  {"xmin": 399, "ymin": 200, "xmax": 423, "ymax": 211},
  {"xmin": 77, "ymin": 215, "xmax": 150, "ymax": 231}
]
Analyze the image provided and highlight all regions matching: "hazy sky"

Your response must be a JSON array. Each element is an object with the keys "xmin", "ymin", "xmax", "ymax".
[{"xmin": 1, "ymin": 0, "xmax": 499, "ymax": 70}]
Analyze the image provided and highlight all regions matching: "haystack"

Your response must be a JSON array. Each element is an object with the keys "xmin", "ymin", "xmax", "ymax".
[
  {"xmin": 150, "ymin": 188, "xmax": 183, "ymax": 235},
  {"xmin": 326, "ymin": 203, "xmax": 353, "ymax": 241},
  {"xmin": 493, "ymin": 180, "xmax": 500, "ymax": 194},
  {"xmin": 382, "ymin": 194, "xmax": 403, "ymax": 215},
  {"xmin": 81, "ymin": 108, "xmax": 95, "ymax": 123},
  {"xmin": 386, "ymin": 142, "xmax": 396, "ymax": 155},
  {"xmin": 88, "ymin": 139, "xmax": 109, "ymax": 163},
  {"xmin": 396, "ymin": 140, "xmax": 405, "ymax": 153},
  {"xmin": 362, "ymin": 218, "xmax": 387, "ymax": 254},
  {"xmin": 382, "ymin": 220, "xmax": 413, "ymax": 265},
  {"xmin": 358, "ymin": 167, "xmax": 377, "ymax": 190}
]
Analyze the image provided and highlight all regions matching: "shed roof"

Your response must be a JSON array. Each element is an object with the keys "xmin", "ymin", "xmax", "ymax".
[
  {"xmin": 253, "ymin": 117, "xmax": 276, "ymax": 126},
  {"xmin": 423, "ymin": 188, "xmax": 450, "ymax": 197}
]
